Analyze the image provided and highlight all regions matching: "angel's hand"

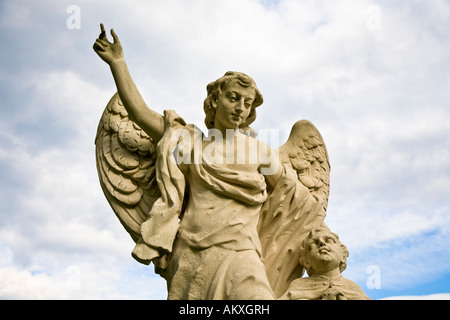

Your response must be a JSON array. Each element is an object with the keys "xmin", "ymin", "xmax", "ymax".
[{"xmin": 93, "ymin": 23, "xmax": 124, "ymax": 65}]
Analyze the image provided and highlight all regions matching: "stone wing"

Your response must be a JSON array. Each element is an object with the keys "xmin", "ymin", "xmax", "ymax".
[
  {"xmin": 95, "ymin": 92, "xmax": 160, "ymax": 244},
  {"xmin": 258, "ymin": 120, "xmax": 330, "ymax": 297}
]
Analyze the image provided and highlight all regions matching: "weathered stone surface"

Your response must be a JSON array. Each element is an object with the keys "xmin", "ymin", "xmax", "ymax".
[{"xmin": 93, "ymin": 24, "xmax": 370, "ymax": 300}]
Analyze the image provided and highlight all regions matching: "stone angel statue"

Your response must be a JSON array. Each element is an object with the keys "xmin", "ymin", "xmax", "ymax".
[{"xmin": 93, "ymin": 24, "xmax": 330, "ymax": 300}]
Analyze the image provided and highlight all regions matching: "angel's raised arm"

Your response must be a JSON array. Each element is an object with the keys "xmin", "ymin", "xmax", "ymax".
[{"xmin": 93, "ymin": 24, "xmax": 164, "ymax": 143}]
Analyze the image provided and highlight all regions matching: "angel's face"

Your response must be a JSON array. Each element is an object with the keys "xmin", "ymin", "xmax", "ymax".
[{"xmin": 213, "ymin": 81, "xmax": 255, "ymax": 132}]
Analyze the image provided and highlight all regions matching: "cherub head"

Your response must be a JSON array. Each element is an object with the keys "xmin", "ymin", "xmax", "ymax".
[
  {"xmin": 299, "ymin": 227, "xmax": 349, "ymax": 277},
  {"xmin": 203, "ymin": 71, "xmax": 263, "ymax": 134}
]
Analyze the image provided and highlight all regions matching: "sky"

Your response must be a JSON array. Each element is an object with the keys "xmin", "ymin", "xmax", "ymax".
[{"xmin": 0, "ymin": 0, "xmax": 449, "ymax": 300}]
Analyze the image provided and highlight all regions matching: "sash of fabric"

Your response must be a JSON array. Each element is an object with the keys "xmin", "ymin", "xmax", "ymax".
[
  {"xmin": 132, "ymin": 110, "xmax": 187, "ymax": 265},
  {"xmin": 191, "ymin": 148, "xmax": 267, "ymax": 206}
]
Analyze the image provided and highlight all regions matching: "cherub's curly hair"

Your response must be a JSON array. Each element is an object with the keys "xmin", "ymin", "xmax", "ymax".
[
  {"xmin": 203, "ymin": 71, "xmax": 263, "ymax": 133},
  {"xmin": 299, "ymin": 227, "xmax": 349, "ymax": 276}
]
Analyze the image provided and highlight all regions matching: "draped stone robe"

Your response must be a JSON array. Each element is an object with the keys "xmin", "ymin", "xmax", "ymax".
[{"xmin": 133, "ymin": 110, "xmax": 275, "ymax": 299}]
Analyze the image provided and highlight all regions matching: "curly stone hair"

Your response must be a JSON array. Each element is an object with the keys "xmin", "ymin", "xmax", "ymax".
[{"xmin": 203, "ymin": 71, "xmax": 263, "ymax": 135}]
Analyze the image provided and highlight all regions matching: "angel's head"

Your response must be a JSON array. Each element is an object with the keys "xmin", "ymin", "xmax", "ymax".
[
  {"xmin": 203, "ymin": 71, "xmax": 263, "ymax": 134},
  {"xmin": 299, "ymin": 227, "xmax": 349, "ymax": 277}
]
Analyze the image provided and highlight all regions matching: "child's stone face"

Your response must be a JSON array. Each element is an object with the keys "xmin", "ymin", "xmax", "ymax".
[{"xmin": 306, "ymin": 230, "xmax": 342, "ymax": 271}]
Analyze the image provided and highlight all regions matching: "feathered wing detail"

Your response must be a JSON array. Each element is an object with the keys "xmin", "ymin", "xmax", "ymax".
[
  {"xmin": 258, "ymin": 120, "xmax": 330, "ymax": 298},
  {"xmin": 279, "ymin": 120, "xmax": 330, "ymax": 212},
  {"xmin": 95, "ymin": 92, "xmax": 160, "ymax": 244}
]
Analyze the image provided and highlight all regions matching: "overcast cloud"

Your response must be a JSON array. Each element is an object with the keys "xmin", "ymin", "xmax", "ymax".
[{"xmin": 0, "ymin": 0, "xmax": 449, "ymax": 300}]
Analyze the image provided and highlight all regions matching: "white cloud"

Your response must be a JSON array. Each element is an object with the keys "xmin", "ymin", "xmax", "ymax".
[
  {"xmin": 0, "ymin": 255, "xmax": 166, "ymax": 299},
  {"xmin": 0, "ymin": 69, "xmax": 164, "ymax": 298}
]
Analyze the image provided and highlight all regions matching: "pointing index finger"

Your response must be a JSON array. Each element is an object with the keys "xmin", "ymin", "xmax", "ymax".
[{"xmin": 99, "ymin": 23, "xmax": 106, "ymax": 39}]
